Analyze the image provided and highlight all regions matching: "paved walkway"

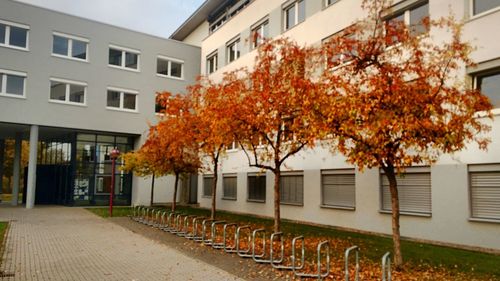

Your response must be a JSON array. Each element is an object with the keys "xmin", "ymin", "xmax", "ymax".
[{"xmin": 0, "ymin": 206, "xmax": 243, "ymax": 281}]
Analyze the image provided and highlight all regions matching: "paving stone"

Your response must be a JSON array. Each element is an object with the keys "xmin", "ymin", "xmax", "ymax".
[{"xmin": 0, "ymin": 206, "xmax": 243, "ymax": 281}]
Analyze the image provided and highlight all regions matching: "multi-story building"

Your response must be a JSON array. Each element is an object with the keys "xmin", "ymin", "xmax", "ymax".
[
  {"xmin": 0, "ymin": 0, "xmax": 200, "ymax": 207},
  {"xmin": 170, "ymin": 0, "xmax": 500, "ymax": 252}
]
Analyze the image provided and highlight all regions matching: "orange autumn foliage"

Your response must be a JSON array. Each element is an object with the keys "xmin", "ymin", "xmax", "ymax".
[{"xmin": 318, "ymin": 0, "xmax": 493, "ymax": 268}]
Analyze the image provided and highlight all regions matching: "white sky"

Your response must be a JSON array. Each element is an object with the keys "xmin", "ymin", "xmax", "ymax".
[{"xmin": 16, "ymin": 0, "xmax": 205, "ymax": 38}]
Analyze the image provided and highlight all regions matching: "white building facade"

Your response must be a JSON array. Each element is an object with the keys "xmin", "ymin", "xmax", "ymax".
[{"xmin": 169, "ymin": 0, "xmax": 500, "ymax": 252}]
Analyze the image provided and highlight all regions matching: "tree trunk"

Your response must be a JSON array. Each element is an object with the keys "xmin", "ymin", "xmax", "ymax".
[
  {"xmin": 211, "ymin": 158, "xmax": 218, "ymax": 220},
  {"xmin": 172, "ymin": 172, "xmax": 179, "ymax": 212},
  {"xmin": 150, "ymin": 173, "xmax": 155, "ymax": 206},
  {"xmin": 273, "ymin": 168, "xmax": 281, "ymax": 233},
  {"xmin": 385, "ymin": 165, "xmax": 403, "ymax": 269}
]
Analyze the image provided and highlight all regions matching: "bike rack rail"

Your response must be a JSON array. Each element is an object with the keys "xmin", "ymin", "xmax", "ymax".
[
  {"xmin": 152, "ymin": 209, "xmax": 163, "ymax": 228},
  {"xmin": 162, "ymin": 211, "xmax": 179, "ymax": 232},
  {"xmin": 222, "ymin": 223, "xmax": 238, "ymax": 253},
  {"xmin": 187, "ymin": 217, "xmax": 205, "ymax": 240},
  {"xmin": 236, "ymin": 225, "xmax": 252, "ymax": 258},
  {"xmin": 292, "ymin": 240, "xmax": 330, "ymax": 280},
  {"xmin": 270, "ymin": 234, "xmax": 305, "ymax": 270},
  {"xmin": 251, "ymin": 229, "xmax": 284, "ymax": 264},
  {"xmin": 148, "ymin": 209, "xmax": 159, "ymax": 226},
  {"xmin": 210, "ymin": 221, "xmax": 227, "ymax": 249},
  {"xmin": 169, "ymin": 214, "xmax": 187, "ymax": 234},
  {"xmin": 177, "ymin": 215, "xmax": 197, "ymax": 237},
  {"xmin": 345, "ymin": 246, "xmax": 359, "ymax": 281},
  {"xmin": 197, "ymin": 219, "xmax": 216, "ymax": 244},
  {"xmin": 382, "ymin": 252, "xmax": 391, "ymax": 281}
]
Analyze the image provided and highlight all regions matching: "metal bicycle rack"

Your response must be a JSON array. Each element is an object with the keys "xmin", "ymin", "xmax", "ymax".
[
  {"xmin": 196, "ymin": 219, "xmax": 215, "ymax": 244},
  {"xmin": 270, "ymin": 234, "xmax": 305, "ymax": 270},
  {"xmin": 177, "ymin": 215, "xmax": 197, "ymax": 237},
  {"xmin": 292, "ymin": 240, "xmax": 330, "ymax": 280},
  {"xmin": 236, "ymin": 225, "xmax": 252, "ymax": 258},
  {"xmin": 162, "ymin": 211, "xmax": 179, "ymax": 232},
  {"xmin": 169, "ymin": 214, "xmax": 186, "ymax": 234},
  {"xmin": 222, "ymin": 223, "xmax": 238, "ymax": 253},
  {"xmin": 382, "ymin": 252, "xmax": 391, "ymax": 281},
  {"xmin": 345, "ymin": 246, "xmax": 359, "ymax": 281},
  {"xmin": 251, "ymin": 229, "xmax": 284, "ymax": 264},
  {"xmin": 152, "ymin": 210, "xmax": 162, "ymax": 228},
  {"xmin": 187, "ymin": 217, "xmax": 205, "ymax": 240},
  {"xmin": 148, "ymin": 209, "xmax": 159, "ymax": 226},
  {"xmin": 210, "ymin": 221, "xmax": 227, "ymax": 248}
]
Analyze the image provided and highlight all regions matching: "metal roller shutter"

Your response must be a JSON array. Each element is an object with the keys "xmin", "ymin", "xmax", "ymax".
[
  {"xmin": 223, "ymin": 175, "xmax": 237, "ymax": 199},
  {"xmin": 322, "ymin": 169, "xmax": 355, "ymax": 208},
  {"xmin": 381, "ymin": 170, "xmax": 431, "ymax": 215},
  {"xmin": 280, "ymin": 174, "xmax": 303, "ymax": 205},
  {"xmin": 470, "ymin": 171, "xmax": 500, "ymax": 220}
]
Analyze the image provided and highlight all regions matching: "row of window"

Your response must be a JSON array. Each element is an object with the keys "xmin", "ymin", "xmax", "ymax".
[
  {"xmin": 202, "ymin": 165, "xmax": 500, "ymax": 222},
  {"xmin": 205, "ymin": 0, "xmax": 500, "ymax": 75},
  {"xmin": 0, "ymin": 19, "xmax": 184, "ymax": 79},
  {"xmin": 0, "ymin": 69, "xmax": 138, "ymax": 112}
]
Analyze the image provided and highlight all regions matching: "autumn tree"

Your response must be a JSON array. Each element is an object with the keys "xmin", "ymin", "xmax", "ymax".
[
  {"xmin": 122, "ymin": 149, "xmax": 157, "ymax": 206},
  {"xmin": 190, "ymin": 75, "xmax": 243, "ymax": 220},
  {"xmin": 124, "ymin": 92, "xmax": 200, "ymax": 211},
  {"xmin": 231, "ymin": 38, "xmax": 321, "ymax": 233},
  {"xmin": 318, "ymin": 0, "xmax": 492, "ymax": 268}
]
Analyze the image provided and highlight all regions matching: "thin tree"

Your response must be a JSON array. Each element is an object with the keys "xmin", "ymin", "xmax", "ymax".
[
  {"xmin": 190, "ymin": 75, "xmax": 242, "ymax": 219},
  {"xmin": 231, "ymin": 38, "xmax": 321, "ymax": 233},
  {"xmin": 318, "ymin": 0, "xmax": 492, "ymax": 268}
]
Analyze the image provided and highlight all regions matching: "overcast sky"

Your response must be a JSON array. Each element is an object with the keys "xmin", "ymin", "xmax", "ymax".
[{"xmin": 16, "ymin": 0, "xmax": 205, "ymax": 38}]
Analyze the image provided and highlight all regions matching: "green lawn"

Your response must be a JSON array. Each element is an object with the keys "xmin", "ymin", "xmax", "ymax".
[
  {"xmin": 86, "ymin": 206, "xmax": 500, "ymax": 278},
  {"xmin": 85, "ymin": 206, "xmax": 132, "ymax": 218},
  {"xmin": 0, "ymin": 222, "xmax": 8, "ymax": 264}
]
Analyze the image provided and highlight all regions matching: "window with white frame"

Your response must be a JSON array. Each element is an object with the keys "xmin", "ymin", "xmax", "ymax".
[
  {"xmin": 49, "ymin": 78, "xmax": 86, "ymax": 105},
  {"xmin": 0, "ymin": 19, "xmax": 29, "ymax": 50},
  {"xmin": 223, "ymin": 174, "xmax": 237, "ymax": 200},
  {"xmin": 324, "ymin": 0, "xmax": 339, "ymax": 7},
  {"xmin": 106, "ymin": 87, "xmax": 138, "ymax": 112},
  {"xmin": 156, "ymin": 56, "xmax": 184, "ymax": 79},
  {"xmin": 108, "ymin": 45, "xmax": 140, "ymax": 71},
  {"xmin": 203, "ymin": 175, "xmax": 214, "ymax": 197},
  {"xmin": 380, "ymin": 167, "xmax": 431, "ymax": 216},
  {"xmin": 472, "ymin": 0, "xmax": 500, "ymax": 16},
  {"xmin": 248, "ymin": 173, "xmax": 266, "ymax": 202},
  {"xmin": 474, "ymin": 68, "xmax": 500, "ymax": 108},
  {"xmin": 280, "ymin": 173, "xmax": 303, "ymax": 205},
  {"xmin": 251, "ymin": 19, "xmax": 269, "ymax": 49},
  {"xmin": 385, "ymin": 1, "xmax": 429, "ymax": 38},
  {"xmin": 469, "ymin": 164, "xmax": 500, "ymax": 221},
  {"xmin": 0, "ymin": 69, "xmax": 26, "ymax": 97},
  {"xmin": 284, "ymin": 0, "xmax": 305, "ymax": 31},
  {"xmin": 206, "ymin": 52, "xmax": 218, "ymax": 74},
  {"xmin": 321, "ymin": 169, "xmax": 355, "ymax": 209},
  {"xmin": 52, "ymin": 32, "xmax": 88, "ymax": 61},
  {"xmin": 226, "ymin": 38, "xmax": 241, "ymax": 64}
]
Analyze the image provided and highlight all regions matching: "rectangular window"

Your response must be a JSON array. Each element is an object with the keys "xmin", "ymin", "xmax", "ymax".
[
  {"xmin": 325, "ymin": 0, "xmax": 339, "ymax": 7},
  {"xmin": 252, "ymin": 19, "xmax": 269, "ymax": 49},
  {"xmin": 52, "ymin": 32, "xmax": 88, "ymax": 61},
  {"xmin": 0, "ymin": 69, "xmax": 26, "ymax": 97},
  {"xmin": 380, "ymin": 167, "xmax": 431, "ymax": 216},
  {"xmin": 475, "ymin": 69, "xmax": 500, "ymax": 108},
  {"xmin": 0, "ymin": 19, "xmax": 29, "ymax": 50},
  {"xmin": 321, "ymin": 169, "xmax": 355, "ymax": 209},
  {"xmin": 108, "ymin": 45, "xmax": 140, "ymax": 71},
  {"xmin": 206, "ymin": 52, "xmax": 218, "ymax": 74},
  {"xmin": 49, "ymin": 78, "xmax": 86, "ymax": 105},
  {"xmin": 226, "ymin": 39, "xmax": 241, "ymax": 64},
  {"xmin": 248, "ymin": 173, "xmax": 266, "ymax": 202},
  {"xmin": 203, "ymin": 175, "xmax": 214, "ymax": 197},
  {"xmin": 284, "ymin": 0, "xmax": 305, "ymax": 31},
  {"xmin": 385, "ymin": 1, "xmax": 429, "ymax": 39},
  {"xmin": 472, "ymin": 0, "xmax": 500, "ymax": 15},
  {"xmin": 223, "ymin": 175, "xmax": 237, "ymax": 200},
  {"xmin": 156, "ymin": 56, "xmax": 184, "ymax": 79},
  {"xmin": 280, "ymin": 173, "xmax": 304, "ymax": 205},
  {"xmin": 469, "ymin": 164, "xmax": 500, "ymax": 221},
  {"xmin": 106, "ymin": 87, "xmax": 138, "ymax": 112}
]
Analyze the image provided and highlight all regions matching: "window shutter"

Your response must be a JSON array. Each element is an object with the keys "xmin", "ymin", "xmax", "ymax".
[
  {"xmin": 470, "ymin": 171, "xmax": 500, "ymax": 220},
  {"xmin": 322, "ymin": 170, "xmax": 355, "ymax": 208},
  {"xmin": 223, "ymin": 176, "xmax": 237, "ymax": 199},
  {"xmin": 280, "ymin": 174, "xmax": 303, "ymax": 205},
  {"xmin": 381, "ymin": 170, "xmax": 431, "ymax": 215},
  {"xmin": 203, "ymin": 176, "xmax": 213, "ymax": 197}
]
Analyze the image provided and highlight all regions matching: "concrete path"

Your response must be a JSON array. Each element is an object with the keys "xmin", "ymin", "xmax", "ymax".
[{"xmin": 0, "ymin": 206, "xmax": 243, "ymax": 281}]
